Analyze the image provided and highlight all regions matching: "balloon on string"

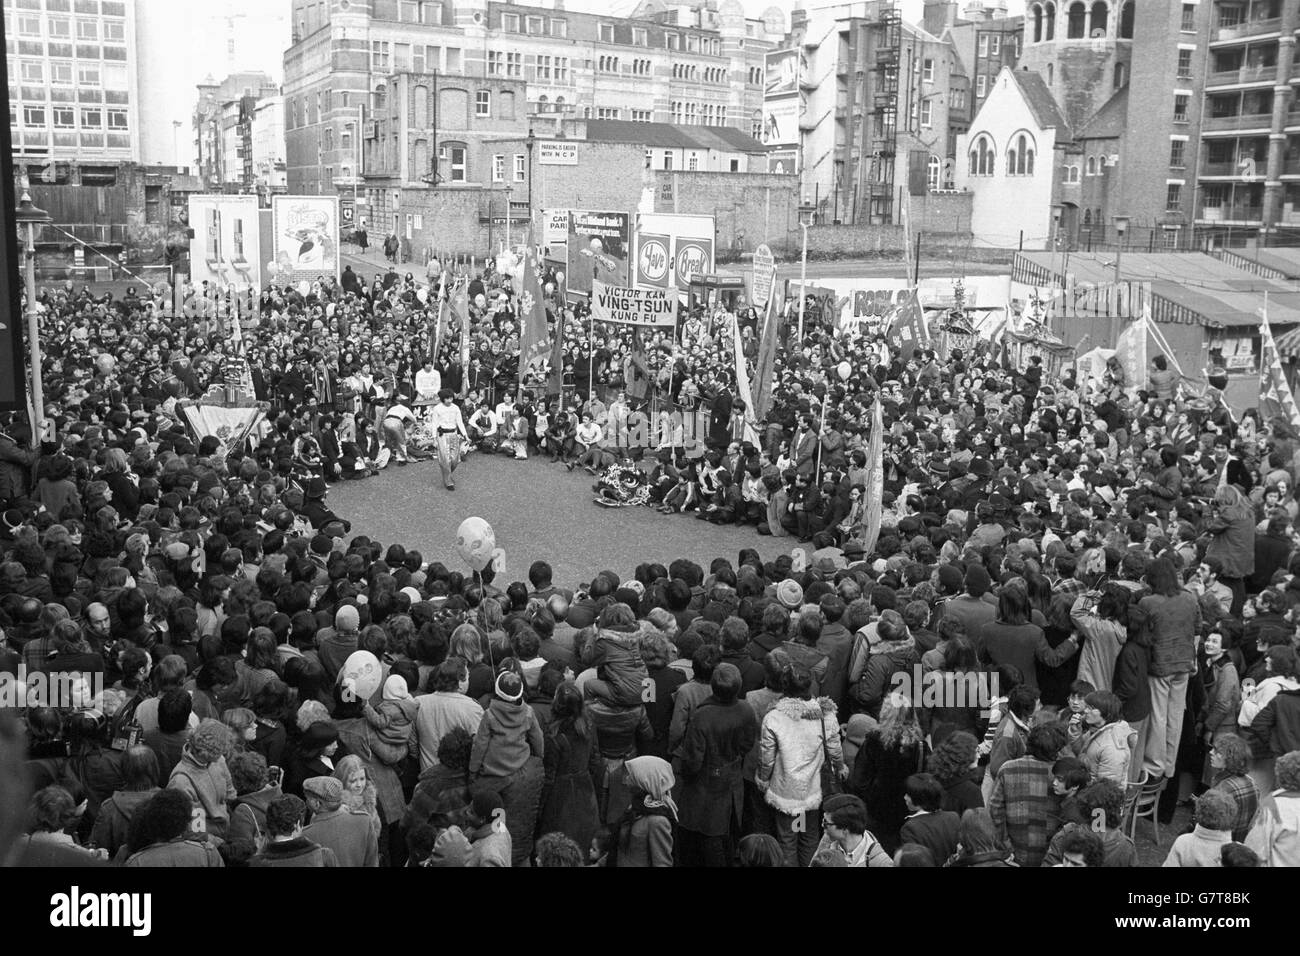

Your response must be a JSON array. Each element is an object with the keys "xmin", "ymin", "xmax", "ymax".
[
  {"xmin": 544, "ymin": 282, "xmax": 555, "ymax": 295},
  {"xmin": 416, "ymin": 288, "xmax": 428, "ymax": 304},
  {"xmin": 555, "ymin": 270, "xmax": 565, "ymax": 286},
  {"xmin": 837, "ymin": 361, "xmax": 852, "ymax": 381},
  {"xmin": 339, "ymin": 650, "xmax": 383, "ymax": 703},
  {"xmin": 455, "ymin": 516, "xmax": 497, "ymax": 571},
  {"xmin": 266, "ymin": 260, "xmax": 279, "ymax": 277},
  {"xmin": 297, "ymin": 280, "xmax": 310, "ymax": 296},
  {"xmin": 95, "ymin": 353, "xmax": 117, "ymax": 376},
  {"xmin": 474, "ymin": 293, "xmax": 487, "ymax": 310}
]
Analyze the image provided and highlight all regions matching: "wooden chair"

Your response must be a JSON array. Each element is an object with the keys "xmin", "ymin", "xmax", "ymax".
[
  {"xmin": 1120, "ymin": 769, "xmax": 1147, "ymax": 834},
  {"xmin": 1127, "ymin": 771, "xmax": 1166, "ymax": 845}
]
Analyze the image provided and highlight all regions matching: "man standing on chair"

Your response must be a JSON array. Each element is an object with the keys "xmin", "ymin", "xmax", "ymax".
[{"xmin": 430, "ymin": 388, "xmax": 469, "ymax": 490}]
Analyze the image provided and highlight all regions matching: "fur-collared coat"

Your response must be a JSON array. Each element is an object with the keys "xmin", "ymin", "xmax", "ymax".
[{"xmin": 757, "ymin": 696, "xmax": 843, "ymax": 815}]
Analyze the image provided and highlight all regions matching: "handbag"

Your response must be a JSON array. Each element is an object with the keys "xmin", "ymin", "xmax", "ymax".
[{"xmin": 819, "ymin": 717, "xmax": 843, "ymax": 798}]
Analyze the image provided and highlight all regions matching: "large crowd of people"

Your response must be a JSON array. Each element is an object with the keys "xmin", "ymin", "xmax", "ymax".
[{"xmin": 2, "ymin": 250, "xmax": 1299, "ymax": 869}]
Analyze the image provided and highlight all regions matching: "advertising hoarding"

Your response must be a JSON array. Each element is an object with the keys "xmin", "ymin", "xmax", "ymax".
[
  {"xmin": 566, "ymin": 210, "xmax": 631, "ymax": 295},
  {"xmin": 632, "ymin": 213, "xmax": 716, "ymax": 290},
  {"xmin": 271, "ymin": 195, "xmax": 340, "ymax": 282},
  {"xmin": 188, "ymin": 195, "xmax": 263, "ymax": 291}
]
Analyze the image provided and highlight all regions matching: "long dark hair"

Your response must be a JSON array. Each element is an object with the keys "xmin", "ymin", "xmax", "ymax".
[{"xmin": 549, "ymin": 681, "xmax": 588, "ymax": 741}]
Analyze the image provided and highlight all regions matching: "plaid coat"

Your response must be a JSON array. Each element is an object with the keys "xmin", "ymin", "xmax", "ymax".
[{"xmin": 989, "ymin": 756, "xmax": 1060, "ymax": 868}]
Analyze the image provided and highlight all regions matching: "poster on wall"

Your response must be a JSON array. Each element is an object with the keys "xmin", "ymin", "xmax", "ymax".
[
  {"xmin": 566, "ymin": 210, "xmax": 630, "ymax": 296},
  {"xmin": 762, "ymin": 48, "xmax": 804, "ymax": 162},
  {"xmin": 633, "ymin": 213, "xmax": 716, "ymax": 290},
  {"xmin": 271, "ymin": 195, "xmax": 340, "ymax": 282},
  {"xmin": 188, "ymin": 196, "xmax": 263, "ymax": 292}
]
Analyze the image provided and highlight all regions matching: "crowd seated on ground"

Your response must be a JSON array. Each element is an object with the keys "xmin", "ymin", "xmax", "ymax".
[{"xmin": 3, "ymin": 264, "xmax": 1300, "ymax": 867}]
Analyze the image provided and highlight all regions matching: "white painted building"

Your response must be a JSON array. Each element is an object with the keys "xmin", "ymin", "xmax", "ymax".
[
  {"xmin": 955, "ymin": 65, "xmax": 1064, "ymax": 249},
  {"xmin": 251, "ymin": 95, "xmax": 287, "ymax": 197}
]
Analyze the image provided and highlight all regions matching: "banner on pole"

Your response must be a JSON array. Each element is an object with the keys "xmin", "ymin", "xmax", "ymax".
[{"xmin": 590, "ymin": 280, "xmax": 678, "ymax": 328}]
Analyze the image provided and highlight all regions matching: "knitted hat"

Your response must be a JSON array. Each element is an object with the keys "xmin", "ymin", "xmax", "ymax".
[
  {"xmin": 495, "ymin": 671, "xmax": 524, "ymax": 703},
  {"xmin": 776, "ymin": 579, "xmax": 804, "ymax": 609}
]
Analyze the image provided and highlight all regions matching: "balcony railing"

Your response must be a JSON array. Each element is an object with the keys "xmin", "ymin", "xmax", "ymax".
[
  {"xmin": 1198, "ymin": 204, "xmax": 1264, "ymax": 222},
  {"xmin": 1201, "ymin": 160, "xmax": 1244, "ymax": 175},
  {"xmin": 1205, "ymin": 64, "xmax": 1278, "ymax": 86},
  {"xmin": 1214, "ymin": 17, "xmax": 1283, "ymax": 42},
  {"xmin": 1203, "ymin": 111, "xmax": 1276, "ymax": 131}
]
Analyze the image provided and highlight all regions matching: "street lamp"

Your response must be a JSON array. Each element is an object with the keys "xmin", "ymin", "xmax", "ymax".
[
  {"xmin": 14, "ymin": 178, "xmax": 52, "ymax": 448},
  {"xmin": 797, "ymin": 199, "xmax": 815, "ymax": 342},
  {"xmin": 504, "ymin": 184, "xmax": 513, "ymax": 251},
  {"xmin": 1112, "ymin": 214, "xmax": 1130, "ymax": 340}
]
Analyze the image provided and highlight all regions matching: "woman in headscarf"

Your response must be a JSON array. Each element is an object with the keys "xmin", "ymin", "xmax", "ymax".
[{"xmin": 606, "ymin": 755, "xmax": 677, "ymax": 867}]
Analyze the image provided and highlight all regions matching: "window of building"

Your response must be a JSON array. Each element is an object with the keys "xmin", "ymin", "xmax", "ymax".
[
  {"xmin": 22, "ymin": 105, "xmax": 45, "ymax": 126},
  {"xmin": 77, "ymin": 63, "xmax": 100, "ymax": 85},
  {"xmin": 513, "ymin": 154, "xmax": 525, "ymax": 182},
  {"xmin": 371, "ymin": 40, "xmax": 390, "ymax": 71},
  {"xmin": 632, "ymin": 109, "xmax": 652, "ymax": 122},
  {"xmin": 446, "ymin": 48, "xmax": 461, "ymax": 72},
  {"xmin": 1166, "ymin": 183, "xmax": 1183, "ymax": 210},
  {"xmin": 551, "ymin": 19, "xmax": 567, "ymax": 38},
  {"xmin": 555, "ymin": 57, "xmax": 569, "ymax": 82},
  {"xmin": 526, "ymin": 16, "xmax": 544, "ymax": 34},
  {"xmin": 341, "ymin": 127, "xmax": 352, "ymax": 150},
  {"xmin": 502, "ymin": 13, "xmax": 520, "ymax": 32},
  {"xmin": 952, "ymin": 87, "xmax": 966, "ymax": 110},
  {"xmin": 687, "ymin": 35, "xmax": 699, "ymax": 53},
  {"xmin": 927, "ymin": 154, "xmax": 941, "ymax": 190},
  {"xmin": 324, "ymin": 127, "xmax": 334, "ymax": 150},
  {"xmin": 1181, "ymin": 3, "xmax": 1196, "ymax": 32},
  {"xmin": 1176, "ymin": 48, "xmax": 1193, "ymax": 79},
  {"xmin": 990, "ymin": 35, "xmax": 1000, "ymax": 56},
  {"xmin": 538, "ymin": 56, "xmax": 552, "ymax": 81},
  {"xmin": 506, "ymin": 52, "xmax": 522, "ymax": 78},
  {"xmin": 977, "ymin": 34, "xmax": 988, "ymax": 56},
  {"xmin": 751, "ymin": 108, "xmax": 762, "ymax": 139},
  {"xmin": 1086, "ymin": 155, "xmax": 1097, "ymax": 175},
  {"xmin": 52, "ymin": 106, "xmax": 74, "ymax": 127},
  {"xmin": 17, "ymin": 14, "xmax": 41, "ymax": 35},
  {"xmin": 685, "ymin": 102, "xmax": 697, "ymax": 124},
  {"xmin": 20, "ymin": 60, "xmax": 44, "ymax": 83},
  {"xmin": 976, "ymin": 75, "xmax": 986, "ymax": 98},
  {"xmin": 597, "ymin": 107, "xmax": 620, "ymax": 120},
  {"xmin": 48, "ymin": 17, "xmax": 71, "ymax": 38},
  {"xmin": 666, "ymin": 32, "xmax": 679, "ymax": 49},
  {"xmin": 663, "ymin": 151, "xmax": 673, "ymax": 169},
  {"xmin": 76, "ymin": 18, "xmax": 98, "ymax": 40},
  {"xmin": 394, "ymin": 43, "xmax": 411, "ymax": 71},
  {"xmin": 49, "ymin": 61, "xmax": 73, "ymax": 85},
  {"xmin": 1173, "ymin": 93, "xmax": 1189, "ymax": 122},
  {"xmin": 448, "ymin": 144, "xmax": 466, "ymax": 181},
  {"xmin": 1169, "ymin": 139, "xmax": 1186, "ymax": 167},
  {"xmin": 488, "ymin": 51, "xmax": 502, "ymax": 75},
  {"xmin": 80, "ymin": 107, "xmax": 101, "ymax": 127},
  {"xmin": 1067, "ymin": 2, "xmax": 1086, "ymax": 38},
  {"xmin": 107, "ymin": 108, "xmax": 127, "ymax": 129},
  {"xmin": 919, "ymin": 100, "xmax": 932, "ymax": 128},
  {"xmin": 633, "ymin": 27, "xmax": 647, "ymax": 46},
  {"xmin": 103, "ymin": 19, "xmax": 124, "ymax": 41},
  {"xmin": 922, "ymin": 58, "xmax": 934, "ymax": 82},
  {"xmin": 1161, "ymin": 228, "xmax": 1179, "ymax": 249},
  {"xmin": 493, "ymin": 154, "xmax": 505, "ymax": 182},
  {"xmin": 968, "ymin": 134, "xmax": 995, "ymax": 175},
  {"xmin": 476, "ymin": 90, "xmax": 490, "ymax": 117},
  {"xmin": 1120, "ymin": 1, "xmax": 1135, "ymax": 39},
  {"xmin": 599, "ymin": 22, "xmax": 614, "ymax": 43}
]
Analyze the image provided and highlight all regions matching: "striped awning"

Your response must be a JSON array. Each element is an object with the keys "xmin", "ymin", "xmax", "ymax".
[{"xmin": 1277, "ymin": 324, "xmax": 1300, "ymax": 360}]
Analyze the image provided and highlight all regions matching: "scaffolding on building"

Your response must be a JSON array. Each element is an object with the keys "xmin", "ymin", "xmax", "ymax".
[{"xmin": 864, "ymin": 0, "xmax": 901, "ymax": 225}]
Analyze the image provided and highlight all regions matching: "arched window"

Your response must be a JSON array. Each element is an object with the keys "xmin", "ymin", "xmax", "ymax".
[
  {"xmin": 1119, "ymin": 0, "xmax": 1134, "ymax": 39},
  {"xmin": 1113, "ymin": 62, "xmax": 1127, "ymax": 88},
  {"xmin": 1045, "ymin": 2, "xmax": 1056, "ymax": 40},
  {"xmin": 1083, "ymin": 208, "xmax": 1092, "ymax": 226},
  {"xmin": 1086, "ymin": 155, "xmax": 1097, "ymax": 175},
  {"xmin": 969, "ymin": 134, "xmax": 996, "ymax": 176},
  {"xmin": 1067, "ymin": 1, "xmax": 1086, "ymax": 38},
  {"xmin": 1032, "ymin": 3, "xmax": 1044, "ymax": 42},
  {"xmin": 1007, "ymin": 131, "xmax": 1037, "ymax": 174},
  {"xmin": 927, "ymin": 154, "xmax": 941, "ymax": 190},
  {"xmin": 1090, "ymin": 1, "xmax": 1109, "ymax": 36}
]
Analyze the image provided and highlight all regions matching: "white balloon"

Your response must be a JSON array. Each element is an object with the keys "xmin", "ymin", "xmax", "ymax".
[
  {"xmin": 266, "ymin": 260, "xmax": 279, "ymax": 275},
  {"xmin": 837, "ymin": 361, "xmax": 852, "ymax": 381},
  {"xmin": 340, "ymin": 650, "xmax": 383, "ymax": 702},
  {"xmin": 455, "ymin": 516, "xmax": 497, "ymax": 572},
  {"xmin": 416, "ymin": 288, "xmax": 428, "ymax": 304},
  {"xmin": 297, "ymin": 280, "xmax": 310, "ymax": 296}
]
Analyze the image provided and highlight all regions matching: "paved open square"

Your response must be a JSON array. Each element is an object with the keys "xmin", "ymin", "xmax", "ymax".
[{"xmin": 327, "ymin": 452, "xmax": 795, "ymax": 587}]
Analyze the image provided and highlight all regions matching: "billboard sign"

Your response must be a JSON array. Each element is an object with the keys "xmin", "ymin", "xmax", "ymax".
[
  {"xmin": 566, "ymin": 210, "xmax": 631, "ymax": 295},
  {"xmin": 188, "ymin": 195, "xmax": 263, "ymax": 291},
  {"xmin": 538, "ymin": 141, "xmax": 578, "ymax": 165},
  {"xmin": 542, "ymin": 208, "xmax": 570, "ymax": 246},
  {"xmin": 271, "ymin": 195, "xmax": 340, "ymax": 281},
  {"xmin": 632, "ymin": 213, "xmax": 716, "ymax": 290},
  {"xmin": 762, "ymin": 47, "xmax": 805, "ymax": 159},
  {"xmin": 752, "ymin": 243, "xmax": 776, "ymax": 308}
]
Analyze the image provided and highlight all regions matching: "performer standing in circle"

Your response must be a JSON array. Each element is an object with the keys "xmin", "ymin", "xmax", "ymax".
[{"xmin": 429, "ymin": 388, "xmax": 469, "ymax": 490}]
